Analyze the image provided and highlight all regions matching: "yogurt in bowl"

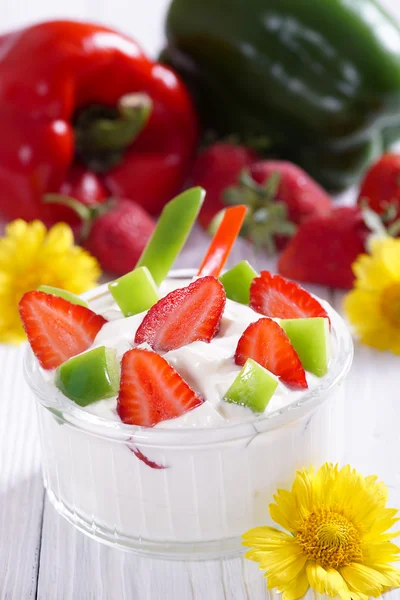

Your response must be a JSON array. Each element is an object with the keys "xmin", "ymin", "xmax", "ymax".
[{"xmin": 23, "ymin": 270, "xmax": 353, "ymax": 559}]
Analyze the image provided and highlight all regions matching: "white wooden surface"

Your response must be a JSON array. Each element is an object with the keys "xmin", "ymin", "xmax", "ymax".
[
  {"xmin": 1, "ymin": 1, "xmax": 400, "ymax": 598},
  {"xmin": 1, "ymin": 228, "xmax": 400, "ymax": 599}
]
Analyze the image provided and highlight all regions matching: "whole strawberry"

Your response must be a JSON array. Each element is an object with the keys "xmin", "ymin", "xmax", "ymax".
[
  {"xmin": 190, "ymin": 144, "xmax": 332, "ymax": 252},
  {"xmin": 278, "ymin": 206, "xmax": 370, "ymax": 289},
  {"xmin": 189, "ymin": 142, "xmax": 259, "ymax": 229},
  {"xmin": 358, "ymin": 153, "xmax": 400, "ymax": 229},
  {"xmin": 45, "ymin": 194, "xmax": 155, "ymax": 275},
  {"xmin": 249, "ymin": 161, "xmax": 332, "ymax": 225},
  {"xmin": 84, "ymin": 199, "xmax": 155, "ymax": 275}
]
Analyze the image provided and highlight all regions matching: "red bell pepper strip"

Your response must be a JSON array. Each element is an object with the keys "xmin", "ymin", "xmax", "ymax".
[
  {"xmin": 197, "ymin": 205, "xmax": 248, "ymax": 277},
  {"xmin": 0, "ymin": 21, "xmax": 198, "ymax": 224}
]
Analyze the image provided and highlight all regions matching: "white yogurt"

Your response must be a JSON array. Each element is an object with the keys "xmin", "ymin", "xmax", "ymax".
[{"xmin": 40, "ymin": 280, "xmax": 322, "ymax": 428}]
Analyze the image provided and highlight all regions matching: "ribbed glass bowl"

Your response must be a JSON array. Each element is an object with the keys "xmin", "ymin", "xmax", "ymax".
[{"xmin": 24, "ymin": 270, "xmax": 353, "ymax": 559}]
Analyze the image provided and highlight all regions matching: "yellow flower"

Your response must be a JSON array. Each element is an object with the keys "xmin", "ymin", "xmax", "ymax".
[
  {"xmin": 0, "ymin": 220, "xmax": 101, "ymax": 344},
  {"xmin": 344, "ymin": 236, "xmax": 400, "ymax": 354},
  {"xmin": 243, "ymin": 463, "xmax": 400, "ymax": 600}
]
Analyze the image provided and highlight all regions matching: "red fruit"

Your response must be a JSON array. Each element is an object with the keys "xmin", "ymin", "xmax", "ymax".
[
  {"xmin": 190, "ymin": 145, "xmax": 333, "ymax": 253},
  {"xmin": 250, "ymin": 271, "xmax": 329, "ymax": 319},
  {"xmin": 358, "ymin": 153, "xmax": 400, "ymax": 223},
  {"xmin": 135, "ymin": 276, "xmax": 226, "ymax": 352},
  {"xmin": 278, "ymin": 207, "xmax": 369, "ymax": 290},
  {"xmin": 105, "ymin": 146, "xmax": 189, "ymax": 216},
  {"xmin": 60, "ymin": 165, "xmax": 108, "ymax": 208},
  {"xmin": 84, "ymin": 199, "xmax": 155, "ymax": 275},
  {"xmin": 250, "ymin": 161, "xmax": 332, "ymax": 224},
  {"xmin": 117, "ymin": 348, "xmax": 203, "ymax": 426},
  {"xmin": 235, "ymin": 318, "xmax": 307, "ymax": 389},
  {"xmin": 19, "ymin": 291, "xmax": 107, "ymax": 370},
  {"xmin": 48, "ymin": 165, "xmax": 108, "ymax": 227},
  {"xmin": 189, "ymin": 143, "xmax": 258, "ymax": 228}
]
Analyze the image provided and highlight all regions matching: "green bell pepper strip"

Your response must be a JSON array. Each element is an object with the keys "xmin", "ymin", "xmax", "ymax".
[
  {"xmin": 136, "ymin": 187, "xmax": 205, "ymax": 285},
  {"xmin": 162, "ymin": 0, "xmax": 400, "ymax": 190}
]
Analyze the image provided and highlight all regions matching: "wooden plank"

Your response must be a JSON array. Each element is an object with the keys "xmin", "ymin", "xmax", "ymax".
[
  {"xmin": 0, "ymin": 345, "xmax": 44, "ymax": 599},
  {"xmin": 38, "ymin": 499, "xmax": 272, "ymax": 600},
  {"xmin": 332, "ymin": 290, "xmax": 400, "ymax": 510}
]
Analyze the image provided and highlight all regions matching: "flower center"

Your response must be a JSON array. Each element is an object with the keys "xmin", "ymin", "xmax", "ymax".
[
  {"xmin": 381, "ymin": 283, "xmax": 400, "ymax": 328},
  {"xmin": 297, "ymin": 509, "xmax": 362, "ymax": 570}
]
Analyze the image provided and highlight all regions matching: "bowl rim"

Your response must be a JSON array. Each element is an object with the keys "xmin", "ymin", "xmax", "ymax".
[{"xmin": 24, "ymin": 269, "xmax": 354, "ymax": 446}]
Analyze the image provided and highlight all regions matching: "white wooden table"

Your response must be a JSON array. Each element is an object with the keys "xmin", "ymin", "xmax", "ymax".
[
  {"xmin": 1, "ymin": 0, "xmax": 400, "ymax": 596},
  {"xmin": 1, "ymin": 226, "xmax": 400, "ymax": 599}
]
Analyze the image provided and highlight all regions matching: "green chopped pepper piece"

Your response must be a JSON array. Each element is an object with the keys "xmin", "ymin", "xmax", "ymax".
[
  {"xmin": 108, "ymin": 266, "xmax": 159, "ymax": 316},
  {"xmin": 220, "ymin": 260, "xmax": 258, "ymax": 304},
  {"xmin": 56, "ymin": 346, "xmax": 120, "ymax": 406},
  {"xmin": 280, "ymin": 318, "xmax": 330, "ymax": 377},
  {"xmin": 38, "ymin": 285, "xmax": 88, "ymax": 307},
  {"xmin": 224, "ymin": 358, "xmax": 278, "ymax": 413}
]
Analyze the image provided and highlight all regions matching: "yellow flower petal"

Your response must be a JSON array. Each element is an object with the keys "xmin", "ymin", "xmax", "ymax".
[
  {"xmin": 360, "ymin": 325, "xmax": 400, "ymax": 354},
  {"xmin": 344, "ymin": 237, "xmax": 400, "ymax": 355},
  {"xmin": 242, "ymin": 526, "xmax": 293, "ymax": 545},
  {"xmin": 291, "ymin": 469, "xmax": 315, "ymax": 520},
  {"xmin": 362, "ymin": 541, "xmax": 400, "ymax": 564},
  {"xmin": 0, "ymin": 219, "xmax": 101, "ymax": 344},
  {"xmin": 306, "ymin": 564, "xmax": 352, "ymax": 599},
  {"xmin": 371, "ymin": 564, "xmax": 400, "ymax": 586},
  {"xmin": 344, "ymin": 589, "xmax": 369, "ymax": 600},
  {"xmin": 352, "ymin": 253, "xmax": 393, "ymax": 291},
  {"xmin": 341, "ymin": 563, "xmax": 391, "ymax": 595},
  {"xmin": 43, "ymin": 222, "xmax": 74, "ymax": 251},
  {"xmin": 281, "ymin": 569, "xmax": 309, "ymax": 600},
  {"xmin": 249, "ymin": 543, "xmax": 306, "ymax": 579},
  {"xmin": 269, "ymin": 501, "xmax": 297, "ymax": 534},
  {"xmin": 325, "ymin": 569, "xmax": 352, "ymax": 599},
  {"xmin": 371, "ymin": 237, "xmax": 400, "ymax": 279},
  {"xmin": 306, "ymin": 562, "xmax": 328, "ymax": 593},
  {"xmin": 344, "ymin": 289, "xmax": 381, "ymax": 332}
]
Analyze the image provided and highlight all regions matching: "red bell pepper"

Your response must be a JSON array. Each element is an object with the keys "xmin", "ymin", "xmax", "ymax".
[
  {"xmin": 0, "ymin": 21, "xmax": 198, "ymax": 223},
  {"xmin": 197, "ymin": 205, "xmax": 248, "ymax": 277}
]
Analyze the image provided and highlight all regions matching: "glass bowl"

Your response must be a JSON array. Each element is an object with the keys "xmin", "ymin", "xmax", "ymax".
[{"xmin": 24, "ymin": 270, "xmax": 353, "ymax": 560}]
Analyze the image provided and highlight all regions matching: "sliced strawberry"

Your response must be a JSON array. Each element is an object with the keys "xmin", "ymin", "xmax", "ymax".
[
  {"xmin": 135, "ymin": 276, "xmax": 226, "ymax": 352},
  {"xmin": 19, "ymin": 291, "xmax": 107, "ymax": 370},
  {"xmin": 235, "ymin": 318, "xmax": 307, "ymax": 389},
  {"xmin": 250, "ymin": 271, "xmax": 328, "ymax": 320},
  {"xmin": 117, "ymin": 348, "xmax": 203, "ymax": 426}
]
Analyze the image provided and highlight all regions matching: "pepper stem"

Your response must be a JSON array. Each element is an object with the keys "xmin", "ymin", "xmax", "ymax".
[{"xmin": 74, "ymin": 93, "xmax": 152, "ymax": 172}]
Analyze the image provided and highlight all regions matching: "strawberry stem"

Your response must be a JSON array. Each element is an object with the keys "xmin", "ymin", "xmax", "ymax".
[
  {"xmin": 43, "ymin": 194, "xmax": 115, "ymax": 242},
  {"xmin": 224, "ymin": 170, "xmax": 295, "ymax": 254},
  {"xmin": 387, "ymin": 218, "xmax": 400, "ymax": 237},
  {"xmin": 44, "ymin": 194, "xmax": 91, "ymax": 221}
]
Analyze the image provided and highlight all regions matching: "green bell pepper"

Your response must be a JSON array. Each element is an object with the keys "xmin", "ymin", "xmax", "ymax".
[{"xmin": 162, "ymin": 0, "xmax": 400, "ymax": 190}]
